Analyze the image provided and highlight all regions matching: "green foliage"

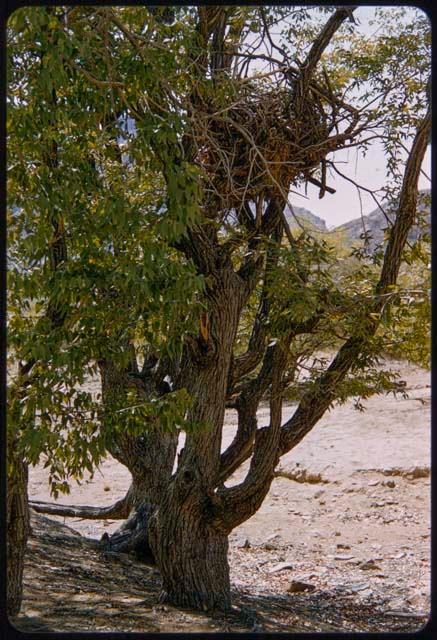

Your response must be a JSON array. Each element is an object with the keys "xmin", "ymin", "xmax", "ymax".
[
  {"xmin": 7, "ymin": 6, "xmax": 206, "ymax": 493},
  {"xmin": 379, "ymin": 243, "xmax": 431, "ymax": 369},
  {"xmin": 7, "ymin": 6, "xmax": 430, "ymax": 497}
]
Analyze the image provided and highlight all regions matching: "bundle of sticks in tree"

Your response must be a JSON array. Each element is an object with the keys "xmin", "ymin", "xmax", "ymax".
[{"xmin": 188, "ymin": 72, "xmax": 360, "ymax": 212}]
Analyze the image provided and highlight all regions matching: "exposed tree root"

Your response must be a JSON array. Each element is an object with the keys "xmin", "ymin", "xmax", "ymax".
[
  {"xmin": 99, "ymin": 503, "xmax": 155, "ymax": 563},
  {"xmin": 29, "ymin": 495, "xmax": 156, "ymax": 563}
]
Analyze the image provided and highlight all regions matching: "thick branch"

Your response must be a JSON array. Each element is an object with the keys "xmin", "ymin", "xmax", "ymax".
[
  {"xmin": 217, "ymin": 402, "xmax": 257, "ymax": 485},
  {"xmin": 376, "ymin": 110, "xmax": 431, "ymax": 295},
  {"xmin": 210, "ymin": 8, "xmax": 228, "ymax": 74},
  {"xmin": 29, "ymin": 494, "xmax": 130, "ymax": 520},
  {"xmin": 217, "ymin": 354, "xmax": 284, "ymax": 529},
  {"xmin": 220, "ymin": 344, "xmax": 280, "ymax": 484},
  {"xmin": 278, "ymin": 106, "xmax": 431, "ymax": 456},
  {"xmin": 298, "ymin": 7, "xmax": 357, "ymax": 98},
  {"xmin": 174, "ymin": 223, "xmax": 227, "ymax": 277},
  {"xmin": 219, "ymin": 312, "xmax": 321, "ymax": 483},
  {"xmin": 230, "ymin": 220, "xmax": 282, "ymax": 386},
  {"xmin": 217, "ymin": 107, "xmax": 430, "ymax": 522}
]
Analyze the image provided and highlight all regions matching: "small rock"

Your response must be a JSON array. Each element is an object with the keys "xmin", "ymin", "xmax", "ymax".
[
  {"xmin": 288, "ymin": 581, "xmax": 316, "ymax": 593},
  {"xmin": 265, "ymin": 533, "xmax": 282, "ymax": 543},
  {"xmin": 384, "ymin": 480, "xmax": 396, "ymax": 488},
  {"xmin": 239, "ymin": 539, "xmax": 251, "ymax": 549},
  {"xmin": 359, "ymin": 560, "xmax": 381, "ymax": 571},
  {"xmin": 268, "ymin": 562, "xmax": 294, "ymax": 574},
  {"xmin": 336, "ymin": 543, "xmax": 351, "ymax": 550},
  {"xmin": 384, "ymin": 610, "xmax": 427, "ymax": 619},
  {"xmin": 351, "ymin": 583, "xmax": 370, "ymax": 593},
  {"xmin": 334, "ymin": 554, "xmax": 355, "ymax": 561},
  {"xmin": 334, "ymin": 531, "xmax": 341, "ymax": 537},
  {"xmin": 263, "ymin": 534, "xmax": 282, "ymax": 550},
  {"xmin": 368, "ymin": 480, "xmax": 379, "ymax": 487}
]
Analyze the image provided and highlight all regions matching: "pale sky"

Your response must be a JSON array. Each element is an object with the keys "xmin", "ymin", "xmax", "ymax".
[
  {"xmin": 291, "ymin": 145, "xmax": 431, "ymax": 228},
  {"xmin": 285, "ymin": 6, "xmax": 431, "ymax": 227},
  {"xmin": 290, "ymin": 6, "xmax": 431, "ymax": 227}
]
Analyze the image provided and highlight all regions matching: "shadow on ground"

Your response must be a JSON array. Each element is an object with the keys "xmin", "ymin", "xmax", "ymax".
[{"xmin": 13, "ymin": 512, "xmax": 427, "ymax": 633}]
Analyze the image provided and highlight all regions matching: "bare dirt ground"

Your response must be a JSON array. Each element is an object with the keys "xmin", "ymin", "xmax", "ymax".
[{"xmin": 14, "ymin": 358, "xmax": 430, "ymax": 633}]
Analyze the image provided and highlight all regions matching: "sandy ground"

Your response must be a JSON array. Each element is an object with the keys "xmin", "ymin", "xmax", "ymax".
[{"xmin": 22, "ymin": 357, "xmax": 430, "ymax": 632}]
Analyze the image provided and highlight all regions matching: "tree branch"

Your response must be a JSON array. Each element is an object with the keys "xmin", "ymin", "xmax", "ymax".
[
  {"xmin": 29, "ymin": 494, "xmax": 130, "ymax": 520},
  {"xmin": 220, "ymin": 313, "xmax": 321, "ymax": 483},
  {"xmin": 278, "ymin": 106, "xmax": 431, "ymax": 456},
  {"xmin": 217, "ymin": 401, "xmax": 258, "ymax": 485},
  {"xmin": 230, "ymin": 218, "xmax": 282, "ymax": 387},
  {"xmin": 217, "ymin": 349, "xmax": 284, "ymax": 529},
  {"xmin": 297, "ymin": 7, "xmax": 357, "ymax": 99},
  {"xmin": 216, "ymin": 106, "xmax": 430, "ymax": 520}
]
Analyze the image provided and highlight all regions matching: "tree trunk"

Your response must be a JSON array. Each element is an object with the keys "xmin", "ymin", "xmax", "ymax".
[
  {"xmin": 149, "ymin": 499, "xmax": 231, "ymax": 611},
  {"xmin": 96, "ymin": 359, "xmax": 178, "ymax": 558},
  {"xmin": 7, "ymin": 450, "xmax": 30, "ymax": 617},
  {"xmin": 100, "ymin": 501, "xmax": 156, "ymax": 562},
  {"xmin": 97, "ymin": 435, "xmax": 177, "ymax": 561},
  {"xmin": 144, "ymin": 268, "xmax": 245, "ymax": 610}
]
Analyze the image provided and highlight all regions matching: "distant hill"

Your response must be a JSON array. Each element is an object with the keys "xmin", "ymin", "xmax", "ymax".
[
  {"xmin": 284, "ymin": 204, "xmax": 328, "ymax": 232},
  {"xmin": 333, "ymin": 189, "xmax": 431, "ymax": 251},
  {"xmin": 248, "ymin": 202, "xmax": 328, "ymax": 232}
]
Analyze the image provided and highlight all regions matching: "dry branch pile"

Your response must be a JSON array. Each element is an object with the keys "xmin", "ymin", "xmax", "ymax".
[{"xmin": 188, "ymin": 71, "xmax": 360, "ymax": 212}]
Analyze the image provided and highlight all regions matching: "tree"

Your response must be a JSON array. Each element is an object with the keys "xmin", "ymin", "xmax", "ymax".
[{"xmin": 7, "ymin": 5, "xmax": 430, "ymax": 613}]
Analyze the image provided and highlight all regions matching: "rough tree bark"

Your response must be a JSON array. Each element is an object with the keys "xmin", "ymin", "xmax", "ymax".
[{"xmin": 7, "ymin": 444, "xmax": 30, "ymax": 617}]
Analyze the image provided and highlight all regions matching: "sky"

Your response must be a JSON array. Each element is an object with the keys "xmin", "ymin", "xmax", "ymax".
[
  {"xmin": 291, "ymin": 143, "xmax": 431, "ymax": 229},
  {"xmin": 280, "ymin": 6, "xmax": 431, "ymax": 227}
]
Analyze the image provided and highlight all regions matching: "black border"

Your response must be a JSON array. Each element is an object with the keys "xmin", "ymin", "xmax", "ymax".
[{"xmin": 0, "ymin": 1, "xmax": 434, "ymax": 638}]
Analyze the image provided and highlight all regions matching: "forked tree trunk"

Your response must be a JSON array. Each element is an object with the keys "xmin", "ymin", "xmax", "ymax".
[
  {"xmin": 7, "ymin": 449, "xmax": 30, "ymax": 617},
  {"xmin": 149, "ymin": 497, "xmax": 231, "ymax": 611},
  {"xmin": 99, "ymin": 429, "xmax": 177, "ymax": 560},
  {"xmin": 148, "ymin": 271, "xmax": 245, "ymax": 611},
  {"xmin": 97, "ymin": 359, "xmax": 178, "ymax": 558}
]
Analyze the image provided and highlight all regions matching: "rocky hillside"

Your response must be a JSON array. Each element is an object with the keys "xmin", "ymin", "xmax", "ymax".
[
  {"xmin": 284, "ymin": 204, "xmax": 328, "ymax": 232},
  {"xmin": 333, "ymin": 190, "xmax": 430, "ymax": 251}
]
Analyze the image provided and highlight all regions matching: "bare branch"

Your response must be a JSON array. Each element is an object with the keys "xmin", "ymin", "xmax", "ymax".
[{"xmin": 29, "ymin": 494, "xmax": 130, "ymax": 520}]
